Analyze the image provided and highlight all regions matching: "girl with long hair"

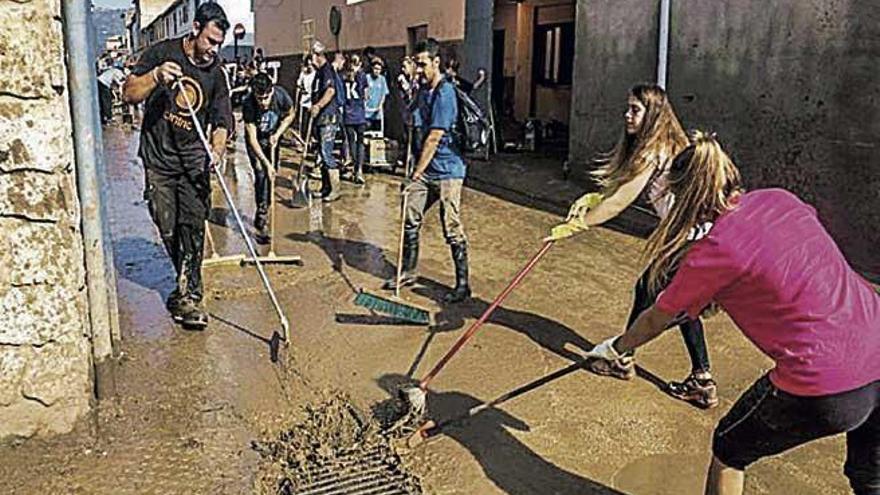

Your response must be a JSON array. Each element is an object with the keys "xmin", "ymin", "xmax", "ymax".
[
  {"xmin": 565, "ymin": 83, "xmax": 718, "ymax": 408},
  {"xmin": 585, "ymin": 132, "xmax": 880, "ymax": 495}
]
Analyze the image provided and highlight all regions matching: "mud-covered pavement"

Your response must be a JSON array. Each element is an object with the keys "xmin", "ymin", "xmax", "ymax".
[{"xmin": 0, "ymin": 121, "xmax": 851, "ymax": 494}]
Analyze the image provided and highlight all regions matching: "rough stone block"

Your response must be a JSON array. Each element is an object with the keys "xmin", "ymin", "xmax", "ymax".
[
  {"xmin": 0, "ymin": 345, "xmax": 29, "ymax": 407},
  {"xmin": 21, "ymin": 337, "xmax": 91, "ymax": 407},
  {"xmin": 0, "ymin": 170, "xmax": 71, "ymax": 222},
  {"xmin": 0, "ymin": 98, "xmax": 74, "ymax": 174},
  {"xmin": 3, "ymin": 218, "xmax": 83, "ymax": 287},
  {"xmin": 0, "ymin": 283, "xmax": 88, "ymax": 347},
  {"xmin": 0, "ymin": 0, "xmax": 65, "ymax": 99}
]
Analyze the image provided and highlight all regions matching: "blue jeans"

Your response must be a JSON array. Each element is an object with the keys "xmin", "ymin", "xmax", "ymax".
[{"xmin": 316, "ymin": 114, "xmax": 339, "ymax": 170}]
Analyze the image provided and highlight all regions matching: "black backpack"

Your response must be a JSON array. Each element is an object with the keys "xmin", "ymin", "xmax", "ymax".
[{"xmin": 449, "ymin": 83, "xmax": 490, "ymax": 152}]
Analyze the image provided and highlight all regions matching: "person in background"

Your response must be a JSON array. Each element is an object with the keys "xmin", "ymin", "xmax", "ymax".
[
  {"xmin": 583, "ymin": 131, "xmax": 880, "ymax": 495},
  {"xmin": 330, "ymin": 52, "xmax": 349, "ymax": 170},
  {"xmin": 242, "ymin": 73, "xmax": 295, "ymax": 237},
  {"xmin": 396, "ymin": 55, "xmax": 421, "ymax": 173},
  {"xmin": 342, "ymin": 54, "xmax": 369, "ymax": 185},
  {"xmin": 309, "ymin": 41, "xmax": 342, "ymax": 202},
  {"xmin": 365, "ymin": 58, "xmax": 389, "ymax": 133},
  {"xmin": 444, "ymin": 58, "xmax": 474, "ymax": 94},
  {"xmin": 97, "ymin": 64, "xmax": 126, "ymax": 125},
  {"xmin": 295, "ymin": 58, "xmax": 316, "ymax": 141}
]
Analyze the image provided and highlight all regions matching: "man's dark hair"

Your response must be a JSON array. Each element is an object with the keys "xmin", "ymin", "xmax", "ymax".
[
  {"xmin": 194, "ymin": 2, "xmax": 230, "ymax": 33},
  {"xmin": 414, "ymin": 38, "xmax": 441, "ymax": 60},
  {"xmin": 251, "ymin": 72, "xmax": 273, "ymax": 96}
]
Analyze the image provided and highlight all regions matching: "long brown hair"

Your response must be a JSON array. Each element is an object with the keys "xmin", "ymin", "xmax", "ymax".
[
  {"xmin": 643, "ymin": 131, "xmax": 744, "ymax": 293},
  {"xmin": 592, "ymin": 84, "xmax": 688, "ymax": 195}
]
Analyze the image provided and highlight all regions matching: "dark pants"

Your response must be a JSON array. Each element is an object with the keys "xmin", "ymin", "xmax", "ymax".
[
  {"xmin": 714, "ymin": 375, "xmax": 880, "ymax": 494},
  {"xmin": 629, "ymin": 269, "xmax": 711, "ymax": 374},
  {"xmin": 143, "ymin": 166, "xmax": 210, "ymax": 302},
  {"xmin": 98, "ymin": 82, "xmax": 113, "ymax": 124},
  {"xmin": 299, "ymin": 107, "xmax": 313, "ymax": 139},
  {"xmin": 246, "ymin": 140, "xmax": 274, "ymax": 213},
  {"xmin": 344, "ymin": 123, "xmax": 366, "ymax": 174}
]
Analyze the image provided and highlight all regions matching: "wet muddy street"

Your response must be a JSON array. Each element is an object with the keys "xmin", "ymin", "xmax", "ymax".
[{"xmin": 0, "ymin": 122, "xmax": 851, "ymax": 494}]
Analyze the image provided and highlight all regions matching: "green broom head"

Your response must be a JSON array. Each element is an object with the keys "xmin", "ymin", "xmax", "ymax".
[{"xmin": 354, "ymin": 290, "xmax": 431, "ymax": 325}]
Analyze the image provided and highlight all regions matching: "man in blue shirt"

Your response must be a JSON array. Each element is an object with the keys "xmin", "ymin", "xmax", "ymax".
[
  {"xmin": 383, "ymin": 38, "xmax": 470, "ymax": 303},
  {"xmin": 309, "ymin": 41, "xmax": 342, "ymax": 202}
]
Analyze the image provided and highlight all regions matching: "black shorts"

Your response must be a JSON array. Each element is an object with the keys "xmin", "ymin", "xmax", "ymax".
[{"xmin": 713, "ymin": 374, "xmax": 880, "ymax": 493}]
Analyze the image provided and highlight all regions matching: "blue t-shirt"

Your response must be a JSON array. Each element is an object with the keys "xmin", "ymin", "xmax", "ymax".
[
  {"xmin": 365, "ymin": 73, "xmax": 389, "ymax": 121},
  {"xmin": 417, "ymin": 79, "xmax": 465, "ymax": 180},
  {"xmin": 343, "ymin": 71, "xmax": 368, "ymax": 125}
]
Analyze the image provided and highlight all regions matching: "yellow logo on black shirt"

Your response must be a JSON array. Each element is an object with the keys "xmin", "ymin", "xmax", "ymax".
[{"xmin": 164, "ymin": 76, "xmax": 204, "ymax": 131}]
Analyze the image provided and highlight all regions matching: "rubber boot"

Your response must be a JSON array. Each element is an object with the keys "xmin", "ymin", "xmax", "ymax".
[
  {"xmin": 444, "ymin": 242, "xmax": 471, "ymax": 303},
  {"xmin": 323, "ymin": 168, "xmax": 342, "ymax": 203},
  {"xmin": 383, "ymin": 231, "xmax": 420, "ymax": 290},
  {"xmin": 173, "ymin": 224, "xmax": 209, "ymax": 330}
]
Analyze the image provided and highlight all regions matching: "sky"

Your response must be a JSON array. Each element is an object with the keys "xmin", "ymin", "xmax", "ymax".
[{"xmin": 93, "ymin": 0, "xmax": 132, "ymax": 8}]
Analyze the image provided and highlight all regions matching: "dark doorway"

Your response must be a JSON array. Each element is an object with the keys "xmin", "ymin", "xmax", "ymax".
[
  {"xmin": 492, "ymin": 29, "xmax": 505, "ymax": 117},
  {"xmin": 407, "ymin": 24, "xmax": 428, "ymax": 55}
]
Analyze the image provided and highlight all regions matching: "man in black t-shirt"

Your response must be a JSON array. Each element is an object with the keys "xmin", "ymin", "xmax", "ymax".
[
  {"xmin": 122, "ymin": 3, "xmax": 233, "ymax": 329},
  {"xmin": 242, "ymin": 73, "xmax": 295, "ymax": 236}
]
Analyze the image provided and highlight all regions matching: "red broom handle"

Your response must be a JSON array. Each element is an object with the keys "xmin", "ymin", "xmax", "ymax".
[{"xmin": 419, "ymin": 240, "xmax": 556, "ymax": 388}]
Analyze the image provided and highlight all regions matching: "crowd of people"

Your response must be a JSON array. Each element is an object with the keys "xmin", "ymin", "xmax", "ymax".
[{"xmin": 117, "ymin": 3, "xmax": 879, "ymax": 495}]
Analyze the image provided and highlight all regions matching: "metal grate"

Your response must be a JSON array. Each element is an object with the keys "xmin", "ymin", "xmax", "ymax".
[{"xmin": 291, "ymin": 447, "xmax": 421, "ymax": 495}]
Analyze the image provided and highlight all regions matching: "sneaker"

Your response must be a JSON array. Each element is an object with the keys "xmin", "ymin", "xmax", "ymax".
[
  {"xmin": 666, "ymin": 374, "xmax": 719, "ymax": 409},
  {"xmin": 585, "ymin": 355, "xmax": 636, "ymax": 381},
  {"xmin": 354, "ymin": 173, "xmax": 366, "ymax": 185}
]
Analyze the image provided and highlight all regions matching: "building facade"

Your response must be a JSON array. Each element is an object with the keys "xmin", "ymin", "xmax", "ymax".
[
  {"xmin": 137, "ymin": 0, "xmax": 253, "ymax": 56},
  {"xmin": 254, "ymin": 0, "xmax": 575, "ymax": 144}
]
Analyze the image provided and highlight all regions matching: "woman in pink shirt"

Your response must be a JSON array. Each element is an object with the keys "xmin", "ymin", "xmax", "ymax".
[{"xmin": 586, "ymin": 131, "xmax": 880, "ymax": 495}]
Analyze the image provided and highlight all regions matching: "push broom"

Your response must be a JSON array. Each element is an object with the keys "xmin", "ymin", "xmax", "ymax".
[
  {"xmin": 398, "ymin": 192, "xmax": 603, "ymax": 416},
  {"xmin": 353, "ymin": 132, "xmax": 431, "ymax": 325},
  {"xmin": 176, "ymin": 80, "xmax": 290, "ymax": 342}
]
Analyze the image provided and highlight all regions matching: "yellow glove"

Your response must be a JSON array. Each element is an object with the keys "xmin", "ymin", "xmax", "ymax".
[
  {"xmin": 566, "ymin": 192, "xmax": 604, "ymax": 222},
  {"xmin": 545, "ymin": 193, "xmax": 603, "ymax": 242}
]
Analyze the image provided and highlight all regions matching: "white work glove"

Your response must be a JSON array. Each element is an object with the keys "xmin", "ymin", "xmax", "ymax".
[{"xmin": 584, "ymin": 336, "xmax": 624, "ymax": 361}]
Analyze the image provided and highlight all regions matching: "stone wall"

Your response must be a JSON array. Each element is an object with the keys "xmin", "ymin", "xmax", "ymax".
[
  {"xmin": 569, "ymin": 0, "xmax": 880, "ymax": 280},
  {"xmin": 0, "ymin": 0, "xmax": 93, "ymax": 438}
]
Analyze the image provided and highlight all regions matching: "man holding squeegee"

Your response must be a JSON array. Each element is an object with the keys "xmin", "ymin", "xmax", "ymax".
[
  {"xmin": 123, "ymin": 2, "xmax": 233, "ymax": 329},
  {"xmin": 383, "ymin": 38, "xmax": 470, "ymax": 304},
  {"xmin": 242, "ymin": 72, "xmax": 296, "ymax": 238}
]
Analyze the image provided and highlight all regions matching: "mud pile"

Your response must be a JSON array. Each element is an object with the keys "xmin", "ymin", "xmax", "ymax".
[{"xmin": 252, "ymin": 392, "xmax": 421, "ymax": 494}]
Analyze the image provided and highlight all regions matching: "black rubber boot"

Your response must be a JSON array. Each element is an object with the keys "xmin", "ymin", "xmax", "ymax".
[
  {"xmin": 444, "ymin": 242, "xmax": 471, "ymax": 304},
  {"xmin": 179, "ymin": 298, "xmax": 209, "ymax": 330},
  {"xmin": 383, "ymin": 231, "xmax": 420, "ymax": 290}
]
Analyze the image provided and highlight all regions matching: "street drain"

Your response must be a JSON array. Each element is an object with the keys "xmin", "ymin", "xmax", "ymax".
[
  {"xmin": 253, "ymin": 393, "xmax": 422, "ymax": 494},
  {"xmin": 281, "ymin": 445, "xmax": 419, "ymax": 495}
]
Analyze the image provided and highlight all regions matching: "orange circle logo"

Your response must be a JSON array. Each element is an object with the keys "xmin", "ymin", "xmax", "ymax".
[{"xmin": 174, "ymin": 76, "xmax": 204, "ymax": 114}]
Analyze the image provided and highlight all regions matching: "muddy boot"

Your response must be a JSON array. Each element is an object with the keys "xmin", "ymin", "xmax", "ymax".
[
  {"xmin": 383, "ymin": 231, "xmax": 419, "ymax": 290},
  {"xmin": 166, "ymin": 290, "xmax": 185, "ymax": 320},
  {"xmin": 254, "ymin": 206, "xmax": 269, "ymax": 234},
  {"xmin": 443, "ymin": 242, "xmax": 471, "ymax": 304},
  {"xmin": 178, "ymin": 297, "xmax": 209, "ymax": 330},
  {"xmin": 323, "ymin": 169, "xmax": 341, "ymax": 203}
]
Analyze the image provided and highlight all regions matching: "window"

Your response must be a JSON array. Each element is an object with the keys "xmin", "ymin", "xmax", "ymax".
[
  {"xmin": 533, "ymin": 22, "xmax": 574, "ymax": 86},
  {"xmin": 407, "ymin": 24, "xmax": 428, "ymax": 55}
]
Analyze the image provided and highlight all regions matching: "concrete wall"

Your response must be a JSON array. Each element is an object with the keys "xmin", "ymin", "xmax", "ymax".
[
  {"xmin": 0, "ymin": 0, "xmax": 94, "ymax": 438},
  {"xmin": 569, "ymin": 0, "xmax": 880, "ymax": 279},
  {"xmin": 255, "ymin": 0, "xmax": 465, "ymax": 57}
]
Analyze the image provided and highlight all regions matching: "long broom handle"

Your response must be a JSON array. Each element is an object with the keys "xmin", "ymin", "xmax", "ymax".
[
  {"xmin": 176, "ymin": 81, "xmax": 290, "ymax": 340},
  {"xmin": 394, "ymin": 190, "xmax": 409, "ymax": 299},
  {"xmin": 421, "ymin": 359, "xmax": 584, "ymax": 438},
  {"xmin": 419, "ymin": 240, "xmax": 556, "ymax": 389}
]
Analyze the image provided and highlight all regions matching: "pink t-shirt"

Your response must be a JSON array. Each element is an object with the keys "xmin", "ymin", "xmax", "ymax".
[{"xmin": 656, "ymin": 189, "xmax": 880, "ymax": 396}]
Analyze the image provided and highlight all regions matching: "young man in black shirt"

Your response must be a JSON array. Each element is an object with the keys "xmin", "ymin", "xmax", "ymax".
[
  {"xmin": 123, "ymin": 3, "xmax": 233, "ymax": 329},
  {"xmin": 242, "ymin": 73, "xmax": 295, "ymax": 236},
  {"xmin": 308, "ymin": 41, "xmax": 342, "ymax": 202}
]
